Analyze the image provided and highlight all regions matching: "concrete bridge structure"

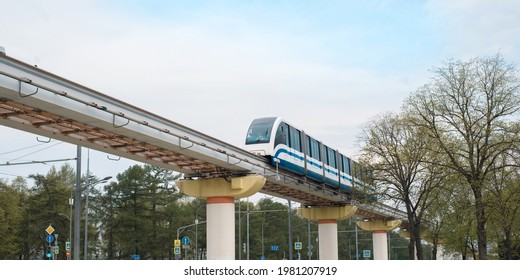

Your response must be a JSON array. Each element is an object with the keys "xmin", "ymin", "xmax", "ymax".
[{"xmin": 0, "ymin": 47, "xmax": 404, "ymax": 260}]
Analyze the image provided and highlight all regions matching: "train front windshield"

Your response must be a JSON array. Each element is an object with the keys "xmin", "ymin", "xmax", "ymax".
[{"xmin": 245, "ymin": 117, "xmax": 277, "ymax": 144}]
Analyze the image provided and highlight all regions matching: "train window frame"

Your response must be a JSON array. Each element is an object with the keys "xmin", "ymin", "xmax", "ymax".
[
  {"xmin": 325, "ymin": 146, "xmax": 337, "ymax": 168},
  {"xmin": 306, "ymin": 136, "xmax": 321, "ymax": 161},
  {"xmin": 352, "ymin": 161, "xmax": 361, "ymax": 179},
  {"xmin": 342, "ymin": 155, "xmax": 351, "ymax": 175},
  {"xmin": 275, "ymin": 122, "xmax": 289, "ymax": 147},
  {"xmin": 245, "ymin": 117, "xmax": 276, "ymax": 145},
  {"xmin": 289, "ymin": 126, "xmax": 302, "ymax": 152}
]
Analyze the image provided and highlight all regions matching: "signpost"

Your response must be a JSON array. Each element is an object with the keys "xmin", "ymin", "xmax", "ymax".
[
  {"xmin": 65, "ymin": 241, "xmax": 71, "ymax": 260},
  {"xmin": 45, "ymin": 225, "xmax": 54, "ymax": 260},
  {"xmin": 363, "ymin": 250, "xmax": 371, "ymax": 259},
  {"xmin": 46, "ymin": 235, "xmax": 54, "ymax": 243},
  {"xmin": 46, "ymin": 225, "xmax": 55, "ymax": 235},
  {"xmin": 174, "ymin": 239, "xmax": 181, "ymax": 260}
]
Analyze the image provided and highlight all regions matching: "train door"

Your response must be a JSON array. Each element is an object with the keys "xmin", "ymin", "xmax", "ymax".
[{"xmin": 287, "ymin": 125, "xmax": 304, "ymax": 174}]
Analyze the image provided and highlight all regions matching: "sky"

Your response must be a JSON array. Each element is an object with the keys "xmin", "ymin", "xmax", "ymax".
[{"xmin": 1, "ymin": 0, "xmax": 520, "ymax": 194}]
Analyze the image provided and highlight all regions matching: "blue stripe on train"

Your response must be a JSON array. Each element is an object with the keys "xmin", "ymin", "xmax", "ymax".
[{"xmin": 272, "ymin": 148, "xmax": 353, "ymax": 192}]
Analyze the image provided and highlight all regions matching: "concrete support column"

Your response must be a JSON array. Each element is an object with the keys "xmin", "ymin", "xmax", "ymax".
[
  {"xmin": 357, "ymin": 220, "xmax": 402, "ymax": 260},
  {"xmin": 298, "ymin": 205, "xmax": 357, "ymax": 260},
  {"xmin": 176, "ymin": 175, "xmax": 265, "ymax": 260},
  {"xmin": 206, "ymin": 196, "xmax": 235, "ymax": 259},
  {"xmin": 372, "ymin": 230, "xmax": 389, "ymax": 260},
  {"xmin": 318, "ymin": 220, "xmax": 339, "ymax": 260}
]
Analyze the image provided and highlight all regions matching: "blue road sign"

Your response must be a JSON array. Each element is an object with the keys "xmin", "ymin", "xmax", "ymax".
[
  {"xmin": 174, "ymin": 247, "xmax": 181, "ymax": 255},
  {"xmin": 46, "ymin": 235, "xmax": 54, "ymax": 243},
  {"xmin": 270, "ymin": 245, "xmax": 279, "ymax": 251},
  {"xmin": 181, "ymin": 236, "xmax": 190, "ymax": 245}
]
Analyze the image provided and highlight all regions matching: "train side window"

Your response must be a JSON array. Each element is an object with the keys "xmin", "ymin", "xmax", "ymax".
[
  {"xmin": 275, "ymin": 123, "xmax": 289, "ymax": 147},
  {"xmin": 325, "ymin": 146, "xmax": 336, "ymax": 168},
  {"xmin": 289, "ymin": 126, "xmax": 302, "ymax": 152},
  {"xmin": 314, "ymin": 140, "xmax": 321, "ymax": 161},
  {"xmin": 307, "ymin": 137, "xmax": 321, "ymax": 161},
  {"xmin": 342, "ymin": 156, "xmax": 351, "ymax": 175},
  {"xmin": 352, "ymin": 161, "xmax": 360, "ymax": 179}
]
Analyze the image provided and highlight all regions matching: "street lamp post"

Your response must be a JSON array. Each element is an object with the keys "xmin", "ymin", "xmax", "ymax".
[
  {"xmin": 74, "ymin": 146, "xmax": 82, "ymax": 261},
  {"xmin": 84, "ymin": 176, "xmax": 112, "ymax": 260},
  {"xmin": 177, "ymin": 221, "xmax": 206, "ymax": 259},
  {"xmin": 68, "ymin": 195, "xmax": 73, "ymax": 260}
]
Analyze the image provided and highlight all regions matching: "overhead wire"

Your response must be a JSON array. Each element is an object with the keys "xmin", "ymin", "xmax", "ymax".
[
  {"xmin": 0, "ymin": 140, "xmax": 56, "ymax": 156},
  {"xmin": 5, "ymin": 141, "xmax": 63, "ymax": 163}
]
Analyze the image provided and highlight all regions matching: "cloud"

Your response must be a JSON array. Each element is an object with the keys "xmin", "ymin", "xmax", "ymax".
[
  {"xmin": 425, "ymin": 0, "xmax": 520, "ymax": 60},
  {"xmin": 4, "ymin": 0, "xmax": 519, "ymax": 185}
]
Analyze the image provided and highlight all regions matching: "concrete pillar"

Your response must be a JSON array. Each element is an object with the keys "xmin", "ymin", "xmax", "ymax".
[
  {"xmin": 298, "ymin": 205, "xmax": 357, "ymax": 260},
  {"xmin": 176, "ymin": 175, "xmax": 265, "ymax": 260},
  {"xmin": 206, "ymin": 196, "xmax": 235, "ymax": 259},
  {"xmin": 357, "ymin": 219, "xmax": 401, "ymax": 260},
  {"xmin": 318, "ymin": 220, "xmax": 338, "ymax": 260}
]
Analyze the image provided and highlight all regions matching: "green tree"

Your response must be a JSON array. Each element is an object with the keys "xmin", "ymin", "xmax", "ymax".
[
  {"xmin": 21, "ymin": 164, "xmax": 76, "ymax": 260},
  {"xmin": 404, "ymin": 54, "xmax": 520, "ymax": 259},
  {"xmin": 0, "ymin": 178, "xmax": 25, "ymax": 259},
  {"xmin": 486, "ymin": 154, "xmax": 520, "ymax": 259},
  {"xmin": 98, "ymin": 164, "xmax": 182, "ymax": 259}
]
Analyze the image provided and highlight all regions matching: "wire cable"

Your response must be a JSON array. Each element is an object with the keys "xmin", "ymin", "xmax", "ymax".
[
  {"xmin": 6, "ymin": 141, "xmax": 63, "ymax": 162},
  {"xmin": 0, "ymin": 140, "xmax": 55, "ymax": 156}
]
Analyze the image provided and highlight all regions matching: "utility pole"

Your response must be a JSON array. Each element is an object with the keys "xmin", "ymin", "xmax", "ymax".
[
  {"xmin": 74, "ymin": 146, "xmax": 81, "ymax": 260},
  {"xmin": 288, "ymin": 200, "xmax": 293, "ymax": 260}
]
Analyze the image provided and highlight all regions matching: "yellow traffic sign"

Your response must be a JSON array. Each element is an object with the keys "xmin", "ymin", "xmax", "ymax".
[
  {"xmin": 174, "ymin": 239, "xmax": 181, "ymax": 247},
  {"xmin": 45, "ymin": 225, "xmax": 55, "ymax": 235}
]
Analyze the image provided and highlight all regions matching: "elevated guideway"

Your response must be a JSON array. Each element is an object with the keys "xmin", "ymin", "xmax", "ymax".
[{"xmin": 0, "ymin": 50, "xmax": 406, "ymax": 222}]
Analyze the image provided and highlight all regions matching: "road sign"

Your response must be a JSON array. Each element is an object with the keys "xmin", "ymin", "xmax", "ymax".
[
  {"xmin": 46, "ymin": 235, "xmax": 54, "ymax": 243},
  {"xmin": 174, "ymin": 239, "xmax": 181, "ymax": 247},
  {"xmin": 174, "ymin": 254, "xmax": 181, "ymax": 260},
  {"xmin": 363, "ymin": 250, "xmax": 371, "ymax": 258},
  {"xmin": 65, "ymin": 242, "xmax": 71, "ymax": 251},
  {"xmin": 45, "ymin": 225, "xmax": 55, "ymax": 235},
  {"xmin": 181, "ymin": 236, "xmax": 190, "ymax": 245},
  {"xmin": 260, "ymin": 255, "xmax": 265, "ymax": 260},
  {"xmin": 54, "ymin": 246, "xmax": 59, "ymax": 254},
  {"xmin": 294, "ymin": 242, "xmax": 302, "ymax": 250},
  {"xmin": 270, "ymin": 245, "xmax": 279, "ymax": 251},
  {"xmin": 174, "ymin": 247, "xmax": 181, "ymax": 255}
]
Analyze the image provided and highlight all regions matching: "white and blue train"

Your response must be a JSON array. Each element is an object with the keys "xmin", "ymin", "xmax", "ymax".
[{"xmin": 245, "ymin": 117, "xmax": 375, "ymax": 201}]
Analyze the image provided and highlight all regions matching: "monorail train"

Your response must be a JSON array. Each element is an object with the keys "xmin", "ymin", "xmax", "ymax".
[{"xmin": 245, "ymin": 117, "xmax": 374, "ymax": 200}]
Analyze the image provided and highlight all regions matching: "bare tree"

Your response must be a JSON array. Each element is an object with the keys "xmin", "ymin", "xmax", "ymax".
[
  {"xmin": 359, "ymin": 112, "xmax": 444, "ymax": 259},
  {"xmin": 404, "ymin": 54, "xmax": 520, "ymax": 259}
]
